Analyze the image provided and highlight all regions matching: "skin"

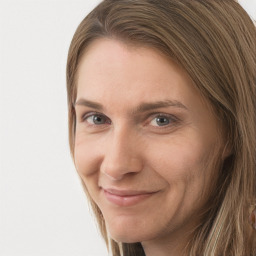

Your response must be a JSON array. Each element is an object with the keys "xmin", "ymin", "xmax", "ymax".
[{"xmin": 74, "ymin": 39, "xmax": 225, "ymax": 256}]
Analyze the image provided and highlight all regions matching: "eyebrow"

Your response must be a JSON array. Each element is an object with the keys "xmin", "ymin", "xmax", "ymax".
[
  {"xmin": 75, "ymin": 98, "xmax": 103, "ymax": 110},
  {"xmin": 133, "ymin": 100, "xmax": 187, "ymax": 113},
  {"xmin": 74, "ymin": 98, "xmax": 187, "ymax": 113}
]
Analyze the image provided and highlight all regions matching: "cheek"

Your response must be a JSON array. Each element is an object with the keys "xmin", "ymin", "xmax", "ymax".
[
  {"xmin": 150, "ymin": 138, "xmax": 206, "ymax": 174},
  {"xmin": 74, "ymin": 134, "xmax": 103, "ymax": 177},
  {"xmin": 74, "ymin": 137, "xmax": 103, "ymax": 204},
  {"xmin": 147, "ymin": 134, "xmax": 216, "ymax": 196}
]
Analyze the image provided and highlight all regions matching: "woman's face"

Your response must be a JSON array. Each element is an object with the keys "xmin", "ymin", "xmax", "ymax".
[{"xmin": 74, "ymin": 39, "xmax": 224, "ymax": 245}]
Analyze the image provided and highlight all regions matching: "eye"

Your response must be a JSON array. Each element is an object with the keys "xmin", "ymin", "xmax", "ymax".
[
  {"xmin": 150, "ymin": 114, "xmax": 174, "ymax": 127},
  {"xmin": 83, "ymin": 113, "xmax": 111, "ymax": 125}
]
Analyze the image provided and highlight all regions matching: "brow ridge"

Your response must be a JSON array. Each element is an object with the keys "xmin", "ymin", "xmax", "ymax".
[
  {"xmin": 75, "ymin": 99, "xmax": 103, "ymax": 110},
  {"xmin": 133, "ymin": 100, "xmax": 187, "ymax": 113},
  {"xmin": 74, "ymin": 98, "xmax": 187, "ymax": 113}
]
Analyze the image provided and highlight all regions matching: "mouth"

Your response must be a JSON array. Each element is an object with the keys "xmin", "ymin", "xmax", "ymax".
[{"xmin": 102, "ymin": 188, "xmax": 158, "ymax": 207}]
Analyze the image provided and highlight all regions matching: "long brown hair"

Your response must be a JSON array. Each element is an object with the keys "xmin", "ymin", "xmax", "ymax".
[{"xmin": 66, "ymin": 0, "xmax": 256, "ymax": 255}]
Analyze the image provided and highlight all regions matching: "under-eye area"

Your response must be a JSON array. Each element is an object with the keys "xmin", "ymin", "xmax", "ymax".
[{"xmin": 67, "ymin": 1, "xmax": 256, "ymax": 255}]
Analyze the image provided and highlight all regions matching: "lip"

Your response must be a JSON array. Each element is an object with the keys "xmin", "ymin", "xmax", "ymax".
[{"xmin": 102, "ymin": 188, "xmax": 158, "ymax": 207}]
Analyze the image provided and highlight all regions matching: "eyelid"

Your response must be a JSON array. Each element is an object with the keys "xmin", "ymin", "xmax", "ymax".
[
  {"xmin": 147, "ymin": 112, "xmax": 179, "ymax": 121},
  {"xmin": 146, "ymin": 112, "xmax": 180, "ymax": 128},
  {"xmin": 78, "ymin": 111, "xmax": 180, "ymax": 130},
  {"xmin": 80, "ymin": 111, "xmax": 110, "ymax": 123}
]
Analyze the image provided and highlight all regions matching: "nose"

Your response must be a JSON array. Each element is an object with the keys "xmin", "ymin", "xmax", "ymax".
[{"xmin": 100, "ymin": 126, "xmax": 143, "ymax": 181}]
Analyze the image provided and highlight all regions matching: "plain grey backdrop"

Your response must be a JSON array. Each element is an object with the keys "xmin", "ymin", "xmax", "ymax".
[{"xmin": 0, "ymin": 0, "xmax": 255, "ymax": 255}]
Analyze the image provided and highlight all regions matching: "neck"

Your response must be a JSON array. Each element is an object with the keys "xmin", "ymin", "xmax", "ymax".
[
  {"xmin": 142, "ymin": 238, "xmax": 187, "ymax": 256},
  {"xmin": 141, "ymin": 224, "xmax": 194, "ymax": 256}
]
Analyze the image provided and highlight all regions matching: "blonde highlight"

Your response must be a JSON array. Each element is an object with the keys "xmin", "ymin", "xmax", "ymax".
[{"xmin": 66, "ymin": 0, "xmax": 256, "ymax": 255}]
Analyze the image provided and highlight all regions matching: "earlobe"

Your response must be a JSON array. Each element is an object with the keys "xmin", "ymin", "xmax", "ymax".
[
  {"xmin": 249, "ymin": 203, "xmax": 256, "ymax": 230},
  {"xmin": 221, "ymin": 141, "xmax": 233, "ymax": 160}
]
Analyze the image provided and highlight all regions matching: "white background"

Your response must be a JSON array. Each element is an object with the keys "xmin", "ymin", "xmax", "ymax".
[{"xmin": 0, "ymin": 1, "xmax": 255, "ymax": 256}]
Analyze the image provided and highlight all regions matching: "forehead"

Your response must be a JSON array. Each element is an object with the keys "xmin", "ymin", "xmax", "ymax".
[{"xmin": 76, "ymin": 38, "xmax": 201, "ymax": 106}]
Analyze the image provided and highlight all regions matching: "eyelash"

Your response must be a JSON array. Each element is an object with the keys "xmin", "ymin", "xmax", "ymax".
[
  {"xmin": 147, "ymin": 113, "xmax": 179, "ymax": 128},
  {"xmin": 80, "ymin": 112, "xmax": 179, "ymax": 130},
  {"xmin": 81, "ymin": 112, "xmax": 111, "ymax": 126}
]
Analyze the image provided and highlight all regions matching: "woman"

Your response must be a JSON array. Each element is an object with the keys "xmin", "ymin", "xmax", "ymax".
[{"xmin": 66, "ymin": 0, "xmax": 256, "ymax": 255}]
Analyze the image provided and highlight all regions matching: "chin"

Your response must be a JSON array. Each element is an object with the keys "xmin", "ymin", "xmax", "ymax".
[
  {"xmin": 111, "ymin": 235, "xmax": 141, "ymax": 244},
  {"xmin": 106, "ymin": 222, "xmax": 157, "ymax": 244},
  {"xmin": 107, "ymin": 224, "xmax": 140, "ymax": 243},
  {"xmin": 109, "ymin": 231, "xmax": 146, "ymax": 244}
]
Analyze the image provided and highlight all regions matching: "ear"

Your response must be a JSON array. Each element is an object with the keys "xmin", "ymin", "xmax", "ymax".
[{"xmin": 221, "ymin": 141, "xmax": 233, "ymax": 160}]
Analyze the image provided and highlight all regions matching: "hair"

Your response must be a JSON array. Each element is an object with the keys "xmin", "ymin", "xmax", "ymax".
[{"xmin": 66, "ymin": 0, "xmax": 256, "ymax": 255}]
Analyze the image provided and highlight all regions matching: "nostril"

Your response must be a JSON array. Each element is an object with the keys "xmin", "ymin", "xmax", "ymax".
[
  {"xmin": 102, "ymin": 170, "xmax": 124, "ymax": 181},
  {"xmin": 100, "ymin": 156, "xmax": 143, "ymax": 181},
  {"xmin": 100, "ymin": 131, "xmax": 143, "ymax": 179},
  {"xmin": 130, "ymin": 157, "xmax": 143, "ymax": 172}
]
